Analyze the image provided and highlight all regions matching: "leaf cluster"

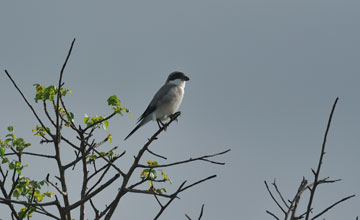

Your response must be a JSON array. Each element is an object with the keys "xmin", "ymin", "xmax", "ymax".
[
  {"xmin": 0, "ymin": 126, "xmax": 54, "ymax": 218},
  {"xmin": 140, "ymin": 160, "xmax": 171, "ymax": 195}
]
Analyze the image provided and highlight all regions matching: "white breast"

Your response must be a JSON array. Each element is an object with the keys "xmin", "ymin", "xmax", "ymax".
[
  {"xmin": 155, "ymin": 83, "xmax": 185, "ymax": 121},
  {"xmin": 169, "ymin": 79, "xmax": 186, "ymax": 89}
]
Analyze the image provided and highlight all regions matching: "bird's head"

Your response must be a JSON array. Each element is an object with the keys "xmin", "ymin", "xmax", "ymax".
[{"xmin": 166, "ymin": 71, "xmax": 190, "ymax": 85}]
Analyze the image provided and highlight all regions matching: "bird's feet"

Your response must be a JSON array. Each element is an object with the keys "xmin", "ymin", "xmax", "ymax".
[
  {"xmin": 157, "ymin": 119, "xmax": 166, "ymax": 130},
  {"xmin": 170, "ymin": 111, "xmax": 181, "ymax": 122}
]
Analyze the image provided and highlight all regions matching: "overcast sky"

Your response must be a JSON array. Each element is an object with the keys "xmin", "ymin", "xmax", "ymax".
[{"xmin": 1, "ymin": 1, "xmax": 360, "ymax": 219}]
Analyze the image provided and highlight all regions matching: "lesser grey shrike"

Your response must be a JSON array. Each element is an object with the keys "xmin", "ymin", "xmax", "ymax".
[{"xmin": 124, "ymin": 71, "xmax": 189, "ymax": 140}]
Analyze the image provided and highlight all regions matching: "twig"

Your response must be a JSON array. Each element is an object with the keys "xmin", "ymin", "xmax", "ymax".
[
  {"xmin": 272, "ymin": 179, "xmax": 289, "ymax": 209},
  {"xmin": 185, "ymin": 204, "xmax": 205, "ymax": 220},
  {"xmin": 54, "ymin": 38, "xmax": 76, "ymax": 220},
  {"xmin": 198, "ymin": 204, "xmax": 205, "ymax": 220},
  {"xmin": 86, "ymin": 165, "xmax": 111, "ymax": 196},
  {"xmin": 264, "ymin": 181, "xmax": 286, "ymax": 214},
  {"xmin": 289, "ymin": 177, "xmax": 308, "ymax": 219},
  {"xmin": 310, "ymin": 194, "xmax": 355, "ymax": 220},
  {"xmin": 4, "ymin": 70, "xmax": 52, "ymax": 137},
  {"xmin": 137, "ymin": 149, "xmax": 230, "ymax": 169},
  {"xmin": 5, "ymin": 152, "xmax": 55, "ymax": 159},
  {"xmin": 305, "ymin": 97, "xmax": 339, "ymax": 220},
  {"xmin": 67, "ymin": 173, "xmax": 121, "ymax": 211},
  {"xmin": 154, "ymin": 181, "xmax": 187, "ymax": 220},
  {"xmin": 91, "ymin": 147, "xmax": 125, "ymax": 177},
  {"xmin": 266, "ymin": 210, "xmax": 280, "ymax": 220},
  {"xmin": 0, "ymin": 198, "xmax": 58, "ymax": 207},
  {"xmin": 89, "ymin": 199, "xmax": 100, "ymax": 219},
  {"xmin": 103, "ymin": 113, "xmax": 182, "ymax": 220},
  {"xmin": 87, "ymin": 152, "xmax": 124, "ymax": 181},
  {"xmin": 46, "ymin": 174, "xmax": 67, "ymax": 196},
  {"xmin": 147, "ymin": 148, "xmax": 167, "ymax": 160},
  {"xmin": 178, "ymin": 175, "xmax": 216, "ymax": 193},
  {"xmin": 43, "ymin": 100, "xmax": 56, "ymax": 127},
  {"xmin": 83, "ymin": 112, "xmax": 117, "ymax": 133},
  {"xmin": 125, "ymin": 188, "xmax": 173, "ymax": 199},
  {"xmin": 153, "ymin": 193, "xmax": 163, "ymax": 207},
  {"xmin": 33, "ymin": 205, "xmax": 60, "ymax": 220}
]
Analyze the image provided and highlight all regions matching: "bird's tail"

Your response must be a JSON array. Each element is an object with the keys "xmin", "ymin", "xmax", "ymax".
[{"xmin": 124, "ymin": 121, "xmax": 144, "ymax": 141}]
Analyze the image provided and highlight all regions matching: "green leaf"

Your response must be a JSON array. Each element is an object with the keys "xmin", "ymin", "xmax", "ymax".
[
  {"xmin": 5, "ymin": 138, "xmax": 12, "ymax": 143},
  {"xmin": 2, "ymin": 157, "xmax": 9, "ymax": 164},
  {"xmin": 42, "ymin": 191, "xmax": 54, "ymax": 197},
  {"xmin": 107, "ymin": 95, "xmax": 119, "ymax": 106},
  {"xmin": 107, "ymin": 132, "xmax": 112, "ymax": 143},
  {"xmin": 9, "ymin": 162, "xmax": 16, "ymax": 170},
  {"xmin": 13, "ymin": 189, "xmax": 20, "ymax": 198},
  {"xmin": 83, "ymin": 114, "xmax": 90, "ymax": 124},
  {"xmin": 102, "ymin": 120, "xmax": 109, "ymax": 130},
  {"xmin": 7, "ymin": 126, "xmax": 13, "ymax": 132},
  {"xmin": 66, "ymin": 112, "xmax": 75, "ymax": 122},
  {"xmin": 147, "ymin": 160, "xmax": 159, "ymax": 166},
  {"xmin": 0, "ymin": 147, "xmax": 4, "ymax": 157}
]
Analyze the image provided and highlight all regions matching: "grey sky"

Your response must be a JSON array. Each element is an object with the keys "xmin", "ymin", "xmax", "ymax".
[{"xmin": 1, "ymin": 0, "xmax": 360, "ymax": 219}]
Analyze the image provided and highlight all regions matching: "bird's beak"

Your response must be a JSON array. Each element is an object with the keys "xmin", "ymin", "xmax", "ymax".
[{"xmin": 184, "ymin": 75, "xmax": 190, "ymax": 81}]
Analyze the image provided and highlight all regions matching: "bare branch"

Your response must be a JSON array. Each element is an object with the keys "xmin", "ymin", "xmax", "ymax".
[
  {"xmin": 198, "ymin": 204, "xmax": 205, "ymax": 220},
  {"xmin": 147, "ymin": 148, "xmax": 167, "ymax": 160},
  {"xmin": 54, "ymin": 38, "xmax": 76, "ymax": 220},
  {"xmin": 43, "ymin": 100, "xmax": 56, "ymax": 127},
  {"xmin": 87, "ymin": 151, "xmax": 125, "ymax": 181},
  {"xmin": 59, "ymin": 93, "xmax": 79, "ymax": 133},
  {"xmin": 311, "ymin": 194, "xmax": 355, "ymax": 220},
  {"xmin": 55, "ymin": 38, "xmax": 76, "ymax": 131},
  {"xmin": 5, "ymin": 152, "xmax": 56, "ymax": 159},
  {"xmin": 266, "ymin": 210, "xmax": 280, "ymax": 220},
  {"xmin": 153, "ymin": 193, "xmax": 163, "ymax": 208},
  {"xmin": 89, "ymin": 199, "xmax": 100, "ymax": 219},
  {"xmin": 264, "ymin": 181, "xmax": 286, "ymax": 214},
  {"xmin": 103, "ymin": 113, "xmax": 184, "ymax": 219},
  {"xmin": 83, "ymin": 112, "xmax": 117, "ymax": 133},
  {"xmin": 4, "ymin": 70, "xmax": 53, "ymax": 138},
  {"xmin": 86, "ymin": 165, "xmax": 111, "ymax": 196},
  {"xmin": 67, "ymin": 173, "xmax": 121, "ymax": 211},
  {"xmin": 0, "ymin": 198, "xmax": 58, "ymax": 207},
  {"xmin": 137, "ymin": 149, "xmax": 230, "ymax": 169},
  {"xmin": 125, "ymin": 188, "xmax": 173, "ymax": 199},
  {"xmin": 154, "ymin": 181, "xmax": 187, "ymax": 220},
  {"xmin": 46, "ymin": 174, "xmax": 67, "ymax": 196},
  {"xmin": 61, "ymin": 135, "xmax": 81, "ymax": 151},
  {"xmin": 91, "ymin": 147, "xmax": 126, "ymax": 177},
  {"xmin": 179, "ymin": 175, "xmax": 217, "ymax": 194},
  {"xmin": 63, "ymin": 136, "xmax": 110, "ymax": 170},
  {"xmin": 305, "ymin": 97, "xmax": 339, "ymax": 220},
  {"xmin": 289, "ymin": 177, "xmax": 308, "ymax": 219},
  {"xmin": 34, "ymin": 205, "xmax": 61, "ymax": 220},
  {"xmin": 271, "ymin": 180, "xmax": 289, "ymax": 209},
  {"xmin": 185, "ymin": 204, "xmax": 205, "ymax": 220}
]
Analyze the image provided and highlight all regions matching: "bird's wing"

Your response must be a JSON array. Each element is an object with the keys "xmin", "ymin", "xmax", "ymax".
[
  {"xmin": 124, "ymin": 120, "xmax": 145, "ymax": 140},
  {"xmin": 137, "ymin": 83, "xmax": 177, "ymax": 123}
]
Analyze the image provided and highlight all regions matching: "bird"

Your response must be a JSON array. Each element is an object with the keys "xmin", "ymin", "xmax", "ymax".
[{"xmin": 124, "ymin": 71, "xmax": 190, "ymax": 140}]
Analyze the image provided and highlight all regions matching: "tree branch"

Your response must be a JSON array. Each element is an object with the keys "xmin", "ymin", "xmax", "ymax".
[
  {"xmin": 54, "ymin": 38, "xmax": 76, "ymax": 220},
  {"xmin": 4, "ymin": 70, "xmax": 53, "ymax": 138},
  {"xmin": 305, "ymin": 97, "xmax": 339, "ymax": 220},
  {"xmin": 137, "ymin": 149, "xmax": 230, "ymax": 169},
  {"xmin": 103, "ymin": 112, "xmax": 182, "ymax": 220},
  {"xmin": 310, "ymin": 194, "xmax": 355, "ymax": 220}
]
